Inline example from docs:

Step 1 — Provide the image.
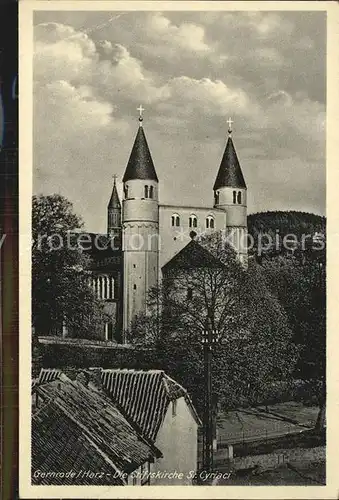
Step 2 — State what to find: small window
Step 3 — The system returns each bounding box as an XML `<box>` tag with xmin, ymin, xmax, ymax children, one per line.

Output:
<box><xmin>189</xmin><ymin>215</ymin><xmax>197</xmax><ymax>228</ymax></box>
<box><xmin>133</xmin><ymin>284</ymin><xmax>137</xmax><ymax>290</ymax></box>
<box><xmin>171</xmin><ymin>214</ymin><xmax>180</xmax><ymax>227</ymax></box>
<box><xmin>149</xmin><ymin>186</ymin><xmax>154</xmax><ymax>199</ymax></box>
<box><xmin>206</xmin><ymin>216</ymin><xmax>215</xmax><ymax>229</ymax></box>
<box><xmin>214</xmin><ymin>191</ymin><xmax>219</xmax><ymax>205</ymax></box>
<box><xmin>172</xmin><ymin>400</ymin><xmax>177</xmax><ymax>417</ymax></box>
<box><xmin>187</xmin><ymin>287</ymin><xmax>193</xmax><ymax>301</ymax></box>
<box><xmin>124</xmin><ymin>185</ymin><xmax>129</xmax><ymax>198</ymax></box>
<box><xmin>237</xmin><ymin>191</ymin><xmax>242</xmax><ymax>204</ymax></box>
<box><xmin>233</xmin><ymin>190</ymin><xmax>237</xmax><ymax>204</ymax></box>
<box><xmin>144</xmin><ymin>185</ymin><xmax>149</xmax><ymax>198</ymax></box>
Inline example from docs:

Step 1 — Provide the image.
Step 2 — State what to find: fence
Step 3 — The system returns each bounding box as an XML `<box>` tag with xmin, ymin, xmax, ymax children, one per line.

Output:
<box><xmin>216</xmin><ymin>421</ymin><xmax>305</xmax><ymax>448</ymax></box>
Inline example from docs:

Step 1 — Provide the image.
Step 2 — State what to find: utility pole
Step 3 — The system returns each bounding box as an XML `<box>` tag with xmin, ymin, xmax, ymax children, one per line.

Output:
<box><xmin>201</xmin><ymin>326</ymin><xmax>220</xmax><ymax>473</ymax></box>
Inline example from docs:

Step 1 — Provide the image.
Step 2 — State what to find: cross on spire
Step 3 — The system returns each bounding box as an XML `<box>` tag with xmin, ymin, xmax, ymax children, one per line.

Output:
<box><xmin>227</xmin><ymin>117</ymin><xmax>234</xmax><ymax>134</ymax></box>
<box><xmin>137</xmin><ymin>105</ymin><xmax>145</xmax><ymax>126</ymax></box>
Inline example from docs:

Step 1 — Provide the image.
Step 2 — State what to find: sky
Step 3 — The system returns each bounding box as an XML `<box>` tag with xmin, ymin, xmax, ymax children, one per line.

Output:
<box><xmin>33</xmin><ymin>9</ymin><xmax>326</xmax><ymax>233</ymax></box>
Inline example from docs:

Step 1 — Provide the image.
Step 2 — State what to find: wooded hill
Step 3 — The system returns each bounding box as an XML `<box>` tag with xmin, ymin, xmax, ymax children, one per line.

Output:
<box><xmin>247</xmin><ymin>211</ymin><xmax>326</xmax><ymax>259</ymax></box>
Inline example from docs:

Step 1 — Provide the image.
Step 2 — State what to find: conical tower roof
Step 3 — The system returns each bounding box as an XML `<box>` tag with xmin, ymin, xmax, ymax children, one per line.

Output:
<box><xmin>108</xmin><ymin>177</ymin><xmax>121</xmax><ymax>209</ymax></box>
<box><xmin>123</xmin><ymin>125</ymin><xmax>158</xmax><ymax>183</ymax></box>
<box><xmin>213</xmin><ymin>135</ymin><xmax>246</xmax><ymax>190</ymax></box>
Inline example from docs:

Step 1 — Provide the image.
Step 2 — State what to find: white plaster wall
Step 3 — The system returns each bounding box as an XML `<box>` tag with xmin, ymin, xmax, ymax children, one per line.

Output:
<box><xmin>159</xmin><ymin>205</ymin><xmax>227</xmax><ymax>269</ymax></box>
<box><xmin>215</xmin><ymin>186</ymin><xmax>247</xmax><ymax>227</ymax></box>
<box><xmin>153</xmin><ymin>397</ymin><xmax>199</xmax><ymax>485</ymax></box>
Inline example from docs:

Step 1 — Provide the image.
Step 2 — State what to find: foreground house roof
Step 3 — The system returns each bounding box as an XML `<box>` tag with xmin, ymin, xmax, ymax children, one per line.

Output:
<box><xmin>32</xmin><ymin>399</ymin><xmax>125</xmax><ymax>485</ymax></box>
<box><xmin>32</xmin><ymin>374</ymin><xmax>161</xmax><ymax>484</ymax></box>
<box><xmin>101</xmin><ymin>369</ymin><xmax>201</xmax><ymax>441</ymax></box>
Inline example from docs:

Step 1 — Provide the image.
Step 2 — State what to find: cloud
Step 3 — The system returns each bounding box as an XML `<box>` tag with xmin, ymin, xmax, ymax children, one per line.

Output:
<box><xmin>145</xmin><ymin>12</ymin><xmax>211</xmax><ymax>54</ymax></box>
<box><xmin>243</xmin><ymin>12</ymin><xmax>294</xmax><ymax>39</ymax></box>
<box><xmin>32</xmin><ymin>12</ymin><xmax>326</xmax><ymax>230</ymax></box>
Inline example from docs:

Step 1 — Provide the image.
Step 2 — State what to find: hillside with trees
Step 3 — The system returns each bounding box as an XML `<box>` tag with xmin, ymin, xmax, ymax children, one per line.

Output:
<box><xmin>247</xmin><ymin>211</ymin><xmax>326</xmax><ymax>261</ymax></box>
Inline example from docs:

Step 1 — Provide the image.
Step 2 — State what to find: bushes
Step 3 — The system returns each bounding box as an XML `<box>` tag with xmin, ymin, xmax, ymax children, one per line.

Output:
<box><xmin>39</xmin><ymin>339</ymin><xmax>158</xmax><ymax>370</ymax></box>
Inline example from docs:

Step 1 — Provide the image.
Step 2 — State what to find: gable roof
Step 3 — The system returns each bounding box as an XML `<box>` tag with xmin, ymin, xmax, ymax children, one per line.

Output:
<box><xmin>101</xmin><ymin>369</ymin><xmax>201</xmax><ymax>441</ymax></box>
<box><xmin>214</xmin><ymin>136</ymin><xmax>246</xmax><ymax>190</ymax></box>
<box><xmin>32</xmin><ymin>375</ymin><xmax>161</xmax><ymax>482</ymax></box>
<box><xmin>162</xmin><ymin>239</ymin><xmax>223</xmax><ymax>274</ymax></box>
<box><xmin>32</xmin><ymin>399</ymin><xmax>126</xmax><ymax>485</ymax></box>
<box><xmin>122</xmin><ymin>126</ymin><xmax>158</xmax><ymax>183</ymax></box>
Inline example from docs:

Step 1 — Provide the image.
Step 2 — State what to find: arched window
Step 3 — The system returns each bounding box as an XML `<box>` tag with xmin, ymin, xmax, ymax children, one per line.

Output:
<box><xmin>206</xmin><ymin>216</ymin><xmax>215</xmax><ymax>229</ymax></box>
<box><xmin>144</xmin><ymin>185</ymin><xmax>149</xmax><ymax>198</ymax></box>
<box><xmin>171</xmin><ymin>214</ymin><xmax>180</xmax><ymax>227</ymax></box>
<box><xmin>124</xmin><ymin>185</ymin><xmax>129</xmax><ymax>199</ymax></box>
<box><xmin>214</xmin><ymin>191</ymin><xmax>219</xmax><ymax>205</ymax></box>
<box><xmin>233</xmin><ymin>190</ymin><xmax>237</xmax><ymax>204</ymax></box>
<box><xmin>149</xmin><ymin>185</ymin><xmax>154</xmax><ymax>199</ymax></box>
<box><xmin>189</xmin><ymin>215</ymin><xmax>197</xmax><ymax>228</ymax></box>
<box><xmin>237</xmin><ymin>191</ymin><xmax>242</xmax><ymax>204</ymax></box>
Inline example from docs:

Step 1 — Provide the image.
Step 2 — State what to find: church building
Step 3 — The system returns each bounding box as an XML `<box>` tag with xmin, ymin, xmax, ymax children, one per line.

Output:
<box><xmin>84</xmin><ymin>109</ymin><xmax>248</xmax><ymax>342</ymax></box>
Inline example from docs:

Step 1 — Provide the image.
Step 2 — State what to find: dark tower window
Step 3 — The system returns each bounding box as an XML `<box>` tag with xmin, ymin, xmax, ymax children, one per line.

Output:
<box><xmin>187</xmin><ymin>287</ymin><xmax>193</xmax><ymax>301</ymax></box>
<box><xmin>214</xmin><ymin>191</ymin><xmax>219</xmax><ymax>205</ymax></box>
<box><xmin>237</xmin><ymin>191</ymin><xmax>242</xmax><ymax>204</ymax></box>
<box><xmin>149</xmin><ymin>186</ymin><xmax>154</xmax><ymax>199</ymax></box>
<box><xmin>144</xmin><ymin>185</ymin><xmax>149</xmax><ymax>198</ymax></box>
<box><xmin>233</xmin><ymin>190</ymin><xmax>237</xmax><ymax>204</ymax></box>
<box><xmin>133</xmin><ymin>284</ymin><xmax>137</xmax><ymax>290</ymax></box>
<box><xmin>124</xmin><ymin>185</ymin><xmax>129</xmax><ymax>199</ymax></box>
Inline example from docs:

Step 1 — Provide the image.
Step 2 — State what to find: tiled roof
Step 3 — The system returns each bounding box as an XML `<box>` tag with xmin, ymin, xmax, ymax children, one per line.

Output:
<box><xmin>122</xmin><ymin>126</ymin><xmax>158</xmax><ymax>182</ymax></box>
<box><xmin>32</xmin><ymin>400</ymin><xmax>125</xmax><ymax>485</ymax></box>
<box><xmin>101</xmin><ymin>369</ymin><xmax>201</xmax><ymax>441</ymax></box>
<box><xmin>214</xmin><ymin>136</ymin><xmax>246</xmax><ymax>190</ymax></box>
<box><xmin>32</xmin><ymin>376</ymin><xmax>161</xmax><ymax>483</ymax></box>
<box><xmin>31</xmin><ymin>367</ymin><xmax>62</xmax><ymax>390</ymax></box>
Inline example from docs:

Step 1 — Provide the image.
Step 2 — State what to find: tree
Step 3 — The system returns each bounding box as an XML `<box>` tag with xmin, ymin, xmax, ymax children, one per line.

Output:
<box><xmin>32</xmin><ymin>194</ymin><xmax>107</xmax><ymax>338</ymax></box>
<box><xmin>129</xmin><ymin>232</ymin><xmax>298</xmax><ymax>414</ymax></box>
<box><xmin>261</xmin><ymin>255</ymin><xmax>326</xmax><ymax>430</ymax></box>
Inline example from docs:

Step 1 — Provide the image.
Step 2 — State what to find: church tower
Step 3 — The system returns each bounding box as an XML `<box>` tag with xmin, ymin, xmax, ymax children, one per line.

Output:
<box><xmin>107</xmin><ymin>175</ymin><xmax>122</xmax><ymax>244</ymax></box>
<box><xmin>122</xmin><ymin>107</ymin><xmax>159</xmax><ymax>334</ymax></box>
<box><xmin>213</xmin><ymin>119</ymin><xmax>248</xmax><ymax>265</ymax></box>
